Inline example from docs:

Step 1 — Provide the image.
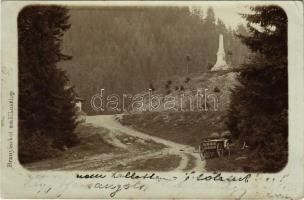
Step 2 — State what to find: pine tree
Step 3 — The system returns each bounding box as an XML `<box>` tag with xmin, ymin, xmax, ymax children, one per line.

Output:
<box><xmin>205</xmin><ymin>7</ymin><xmax>216</xmax><ymax>25</ymax></box>
<box><xmin>227</xmin><ymin>5</ymin><xmax>287</xmax><ymax>172</ymax></box>
<box><xmin>18</xmin><ymin>6</ymin><xmax>78</xmax><ymax>163</ymax></box>
<box><xmin>217</xmin><ymin>18</ymin><xmax>227</xmax><ymax>34</ymax></box>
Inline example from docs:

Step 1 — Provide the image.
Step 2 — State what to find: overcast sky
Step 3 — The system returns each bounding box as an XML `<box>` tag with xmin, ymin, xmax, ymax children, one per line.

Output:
<box><xmin>198</xmin><ymin>3</ymin><xmax>252</xmax><ymax>29</ymax></box>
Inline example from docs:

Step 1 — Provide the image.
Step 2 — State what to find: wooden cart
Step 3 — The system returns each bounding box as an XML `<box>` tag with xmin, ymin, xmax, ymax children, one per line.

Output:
<box><xmin>199</xmin><ymin>137</ymin><xmax>231</xmax><ymax>160</ymax></box>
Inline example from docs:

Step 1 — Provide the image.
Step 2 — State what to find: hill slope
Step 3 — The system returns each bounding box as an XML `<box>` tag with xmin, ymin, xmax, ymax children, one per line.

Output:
<box><xmin>120</xmin><ymin>71</ymin><xmax>239</xmax><ymax>147</ymax></box>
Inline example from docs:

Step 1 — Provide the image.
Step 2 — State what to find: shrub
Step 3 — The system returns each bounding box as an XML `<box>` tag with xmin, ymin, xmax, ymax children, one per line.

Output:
<box><xmin>207</xmin><ymin>62</ymin><xmax>213</xmax><ymax>70</ymax></box>
<box><xmin>149</xmin><ymin>83</ymin><xmax>155</xmax><ymax>91</ymax></box>
<box><xmin>185</xmin><ymin>77</ymin><xmax>190</xmax><ymax>83</ymax></box>
<box><xmin>214</xmin><ymin>86</ymin><xmax>220</xmax><ymax>93</ymax></box>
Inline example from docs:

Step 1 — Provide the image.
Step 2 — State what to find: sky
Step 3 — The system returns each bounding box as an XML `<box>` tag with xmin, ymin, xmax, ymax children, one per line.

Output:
<box><xmin>200</xmin><ymin>5</ymin><xmax>250</xmax><ymax>29</ymax></box>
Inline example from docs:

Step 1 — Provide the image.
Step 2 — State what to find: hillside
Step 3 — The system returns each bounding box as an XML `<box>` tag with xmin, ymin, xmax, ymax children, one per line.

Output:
<box><xmin>120</xmin><ymin>70</ymin><xmax>239</xmax><ymax>147</ymax></box>
<box><xmin>59</xmin><ymin>7</ymin><xmax>249</xmax><ymax>114</ymax></box>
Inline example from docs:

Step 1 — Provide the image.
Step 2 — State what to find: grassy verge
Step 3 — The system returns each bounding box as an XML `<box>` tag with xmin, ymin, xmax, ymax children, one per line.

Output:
<box><xmin>58</xmin><ymin>124</ymin><xmax>116</xmax><ymax>160</ymax></box>
<box><xmin>22</xmin><ymin>124</ymin><xmax>116</xmax><ymax>170</ymax></box>
<box><xmin>204</xmin><ymin>148</ymin><xmax>272</xmax><ymax>172</ymax></box>
<box><xmin>113</xmin><ymin>155</ymin><xmax>182</xmax><ymax>171</ymax></box>
<box><xmin>205</xmin><ymin>153</ymin><xmax>249</xmax><ymax>172</ymax></box>
<box><xmin>120</xmin><ymin>111</ymin><xmax>227</xmax><ymax>148</ymax></box>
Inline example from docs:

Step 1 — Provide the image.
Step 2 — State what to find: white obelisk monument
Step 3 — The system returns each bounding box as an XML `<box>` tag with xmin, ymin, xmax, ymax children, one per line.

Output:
<box><xmin>211</xmin><ymin>34</ymin><xmax>229</xmax><ymax>71</ymax></box>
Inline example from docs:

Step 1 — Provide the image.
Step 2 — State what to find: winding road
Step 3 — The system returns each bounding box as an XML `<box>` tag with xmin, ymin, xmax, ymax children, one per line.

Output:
<box><xmin>25</xmin><ymin>115</ymin><xmax>206</xmax><ymax>171</ymax></box>
<box><xmin>86</xmin><ymin>115</ymin><xmax>206</xmax><ymax>171</ymax></box>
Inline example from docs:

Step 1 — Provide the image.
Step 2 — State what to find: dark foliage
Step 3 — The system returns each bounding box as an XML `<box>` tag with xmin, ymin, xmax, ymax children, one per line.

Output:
<box><xmin>213</xmin><ymin>86</ymin><xmax>220</xmax><ymax>93</ymax></box>
<box><xmin>207</xmin><ymin>62</ymin><xmax>214</xmax><ymax>70</ymax></box>
<box><xmin>227</xmin><ymin>5</ymin><xmax>288</xmax><ymax>172</ymax></box>
<box><xmin>186</xmin><ymin>55</ymin><xmax>191</xmax><ymax>62</ymax></box>
<box><xmin>149</xmin><ymin>83</ymin><xmax>155</xmax><ymax>91</ymax></box>
<box><xmin>185</xmin><ymin>77</ymin><xmax>191</xmax><ymax>83</ymax></box>
<box><xmin>18</xmin><ymin>6</ymin><xmax>79</xmax><ymax>163</ymax></box>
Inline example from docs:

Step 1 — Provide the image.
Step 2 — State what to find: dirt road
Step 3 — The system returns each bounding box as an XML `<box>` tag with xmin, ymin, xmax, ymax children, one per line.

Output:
<box><xmin>25</xmin><ymin>115</ymin><xmax>205</xmax><ymax>171</ymax></box>
<box><xmin>86</xmin><ymin>115</ymin><xmax>205</xmax><ymax>171</ymax></box>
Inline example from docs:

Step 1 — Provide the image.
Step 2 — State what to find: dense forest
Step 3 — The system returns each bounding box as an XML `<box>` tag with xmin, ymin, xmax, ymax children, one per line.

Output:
<box><xmin>18</xmin><ymin>6</ymin><xmax>79</xmax><ymax>163</ymax></box>
<box><xmin>60</xmin><ymin>6</ymin><xmax>250</xmax><ymax>113</ymax></box>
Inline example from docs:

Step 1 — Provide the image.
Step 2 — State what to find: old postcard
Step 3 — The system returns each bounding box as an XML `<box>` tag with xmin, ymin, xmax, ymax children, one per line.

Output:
<box><xmin>1</xmin><ymin>1</ymin><xmax>304</xmax><ymax>199</ymax></box>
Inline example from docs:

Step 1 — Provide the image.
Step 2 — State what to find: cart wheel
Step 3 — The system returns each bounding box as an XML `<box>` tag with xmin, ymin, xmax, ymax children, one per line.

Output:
<box><xmin>226</xmin><ymin>143</ymin><xmax>231</xmax><ymax>156</ymax></box>
<box><xmin>204</xmin><ymin>151</ymin><xmax>209</xmax><ymax>159</ymax></box>
<box><xmin>216</xmin><ymin>143</ymin><xmax>224</xmax><ymax>157</ymax></box>
<box><xmin>199</xmin><ymin>144</ymin><xmax>205</xmax><ymax>160</ymax></box>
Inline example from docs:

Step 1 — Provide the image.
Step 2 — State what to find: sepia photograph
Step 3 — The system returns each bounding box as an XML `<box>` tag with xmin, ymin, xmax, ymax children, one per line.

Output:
<box><xmin>17</xmin><ymin>3</ymin><xmax>288</xmax><ymax>173</ymax></box>
<box><xmin>2</xmin><ymin>1</ymin><xmax>304</xmax><ymax>199</ymax></box>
